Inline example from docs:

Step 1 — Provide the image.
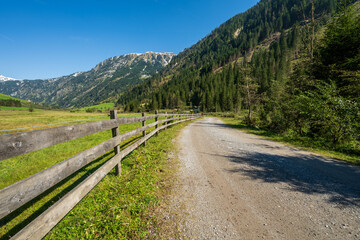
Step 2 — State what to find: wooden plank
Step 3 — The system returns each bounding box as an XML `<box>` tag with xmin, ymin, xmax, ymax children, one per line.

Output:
<box><xmin>0</xmin><ymin>120</ymin><xmax>162</xmax><ymax>219</ymax></box>
<box><xmin>110</xmin><ymin>110</ymin><xmax>121</xmax><ymax>176</ymax></box>
<box><xmin>11</xmin><ymin>153</ymin><xmax>122</xmax><ymax>240</ymax></box>
<box><xmin>0</xmin><ymin>115</ymin><xmax>156</xmax><ymax>161</ymax></box>
<box><xmin>120</xmin><ymin>118</ymin><xmax>188</xmax><ymax>158</ymax></box>
<box><xmin>155</xmin><ymin>110</ymin><xmax>159</xmax><ymax>136</ymax></box>
<box><xmin>157</xmin><ymin>113</ymin><xmax>187</xmax><ymax>117</ymax></box>
<box><xmin>142</xmin><ymin>112</ymin><xmax>146</xmax><ymax>146</ymax></box>
<box><xmin>10</xmin><ymin>116</ymin><xmax>198</xmax><ymax>239</ymax></box>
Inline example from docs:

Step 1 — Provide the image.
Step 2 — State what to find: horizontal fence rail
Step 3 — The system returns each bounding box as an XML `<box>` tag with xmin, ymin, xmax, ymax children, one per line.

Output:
<box><xmin>0</xmin><ymin>111</ymin><xmax>200</xmax><ymax>240</ymax></box>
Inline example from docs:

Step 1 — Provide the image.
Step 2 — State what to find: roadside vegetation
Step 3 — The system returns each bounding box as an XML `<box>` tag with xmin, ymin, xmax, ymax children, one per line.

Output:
<box><xmin>45</xmin><ymin>122</ymin><xmax>185</xmax><ymax>239</ymax></box>
<box><xmin>212</xmin><ymin>112</ymin><xmax>359</xmax><ymax>166</ymax></box>
<box><xmin>216</xmin><ymin>2</ymin><xmax>360</xmax><ymax>166</ymax></box>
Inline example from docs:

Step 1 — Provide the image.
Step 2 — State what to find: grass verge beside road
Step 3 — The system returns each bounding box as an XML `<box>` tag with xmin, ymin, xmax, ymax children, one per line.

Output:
<box><xmin>0</xmin><ymin>110</ymin><xmax>191</xmax><ymax>239</ymax></box>
<box><xmin>44</xmin><ymin>121</ymin><xmax>188</xmax><ymax>239</ymax></box>
<box><xmin>220</xmin><ymin>117</ymin><xmax>360</xmax><ymax>166</ymax></box>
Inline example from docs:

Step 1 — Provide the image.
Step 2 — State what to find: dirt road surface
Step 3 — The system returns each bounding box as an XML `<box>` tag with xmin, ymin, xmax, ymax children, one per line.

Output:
<box><xmin>173</xmin><ymin>117</ymin><xmax>360</xmax><ymax>239</ymax></box>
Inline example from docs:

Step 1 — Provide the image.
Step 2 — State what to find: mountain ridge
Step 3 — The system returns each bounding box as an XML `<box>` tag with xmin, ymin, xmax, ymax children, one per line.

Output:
<box><xmin>0</xmin><ymin>52</ymin><xmax>175</xmax><ymax>108</ymax></box>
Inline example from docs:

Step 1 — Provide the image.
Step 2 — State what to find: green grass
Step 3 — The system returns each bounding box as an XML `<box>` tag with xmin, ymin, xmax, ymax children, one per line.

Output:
<box><xmin>220</xmin><ymin>117</ymin><xmax>360</xmax><ymax>166</ymax></box>
<box><xmin>45</xmin><ymin>122</ymin><xmax>186</xmax><ymax>239</ymax></box>
<box><xmin>0</xmin><ymin>93</ymin><xmax>28</xmax><ymax>102</ymax></box>
<box><xmin>0</xmin><ymin>110</ymin><xmax>189</xmax><ymax>239</ymax></box>
<box><xmin>0</xmin><ymin>109</ymin><xmax>113</xmax><ymax>134</ymax></box>
<box><xmin>0</xmin><ymin>110</ymin><xmax>149</xmax><ymax>187</ymax></box>
<box><xmin>79</xmin><ymin>103</ymin><xmax>115</xmax><ymax>112</ymax></box>
<box><xmin>0</xmin><ymin>106</ymin><xmax>46</xmax><ymax>111</ymax></box>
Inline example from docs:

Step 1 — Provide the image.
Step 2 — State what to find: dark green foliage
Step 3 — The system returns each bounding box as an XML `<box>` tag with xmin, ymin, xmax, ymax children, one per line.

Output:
<box><xmin>0</xmin><ymin>99</ymin><xmax>22</xmax><ymax>107</ymax></box>
<box><xmin>117</xmin><ymin>0</ymin><xmax>358</xmax><ymax>155</ymax></box>
<box><xmin>125</xmin><ymin>99</ymin><xmax>141</xmax><ymax>112</ymax></box>
<box><xmin>276</xmin><ymin>1</ymin><xmax>360</xmax><ymax>149</ymax></box>
<box><xmin>314</xmin><ymin>1</ymin><xmax>360</xmax><ymax>99</ymax></box>
<box><xmin>283</xmin><ymin>81</ymin><xmax>359</xmax><ymax>143</ymax></box>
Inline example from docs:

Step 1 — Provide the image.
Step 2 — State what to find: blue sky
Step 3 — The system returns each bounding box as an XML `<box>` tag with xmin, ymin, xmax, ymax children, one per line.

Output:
<box><xmin>0</xmin><ymin>0</ymin><xmax>259</xmax><ymax>80</ymax></box>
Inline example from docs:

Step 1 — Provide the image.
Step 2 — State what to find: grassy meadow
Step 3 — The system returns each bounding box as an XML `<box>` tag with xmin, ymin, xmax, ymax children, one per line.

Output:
<box><xmin>0</xmin><ymin>109</ymin><xmax>108</xmax><ymax>134</ymax></box>
<box><xmin>0</xmin><ymin>108</ymin><xmax>187</xmax><ymax>239</ymax></box>
<box><xmin>0</xmin><ymin>93</ymin><xmax>28</xmax><ymax>102</ymax></box>
<box><xmin>79</xmin><ymin>102</ymin><xmax>115</xmax><ymax>112</ymax></box>
<box><xmin>0</xmin><ymin>106</ymin><xmax>46</xmax><ymax>111</ymax></box>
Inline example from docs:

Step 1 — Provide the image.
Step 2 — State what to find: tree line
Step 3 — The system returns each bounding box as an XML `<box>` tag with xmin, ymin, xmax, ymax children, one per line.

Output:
<box><xmin>117</xmin><ymin>0</ymin><xmax>359</xmax><ymax>152</ymax></box>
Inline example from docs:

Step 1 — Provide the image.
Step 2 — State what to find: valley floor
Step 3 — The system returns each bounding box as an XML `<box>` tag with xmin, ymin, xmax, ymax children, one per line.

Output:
<box><xmin>172</xmin><ymin>117</ymin><xmax>360</xmax><ymax>239</ymax></box>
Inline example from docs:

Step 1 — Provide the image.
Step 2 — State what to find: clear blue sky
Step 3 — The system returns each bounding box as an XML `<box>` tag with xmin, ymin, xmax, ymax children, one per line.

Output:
<box><xmin>0</xmin><ymin>0</ymin><xmax>259</xmax><ymax>80</ymax></box>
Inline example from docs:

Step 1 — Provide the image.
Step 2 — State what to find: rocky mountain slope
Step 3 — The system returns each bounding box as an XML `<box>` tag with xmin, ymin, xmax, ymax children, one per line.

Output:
<box><xmin>0</xmin><ymin>52</ymin><xmax>175</xmax><ymax>108</ymax></box>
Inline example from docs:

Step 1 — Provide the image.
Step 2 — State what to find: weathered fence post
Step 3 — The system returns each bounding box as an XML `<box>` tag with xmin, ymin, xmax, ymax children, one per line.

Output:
<box><xmin>110</xmin><ymin>110</ymin><xmax>121</xmax><ymax>175</ymax></box>
<box><xmin>164</xmin><ymin>112</ymin><xmax>167</xmax><ymax>130</ymax></box>
<box><xmin>142</xmin><ymin>112</ymin><xmax>146</xmax><ymax>146</ymax></box>
<box><xmin>155</xmin><ymin>110</ymin><xmax>159</xmax><ymax>136</ymax></box>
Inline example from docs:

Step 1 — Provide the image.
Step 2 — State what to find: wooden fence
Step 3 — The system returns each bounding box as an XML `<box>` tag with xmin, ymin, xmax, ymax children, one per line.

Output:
<box><xmin>0</xmin><ymin>111</ymin><xmax>200</xmax><ymax>239</ymax></box>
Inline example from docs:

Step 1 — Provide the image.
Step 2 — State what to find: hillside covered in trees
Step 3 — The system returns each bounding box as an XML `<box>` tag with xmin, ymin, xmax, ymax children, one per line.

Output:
<box><xmin>118</xmin><ymin>0</ymin><xmax>339</xmax><ymax>108</ymax></box>
<box><xmin>117</xmin><ymin>0</ymin><xmax>359</xmax><ymax>154</ymax></box>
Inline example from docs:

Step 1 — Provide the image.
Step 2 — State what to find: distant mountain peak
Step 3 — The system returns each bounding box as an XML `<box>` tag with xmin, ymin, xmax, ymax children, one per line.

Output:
<box><xmin>127</xmin><ymin>51</ymin><xmax>175</xmax><ymax>56</ymax></box>
<box><xmin>93</xmin><ymin>52</ymin><xmax>175</xmax><ymax>73</ymax></box>
<box><xmin>0</xmin><ymin>75</ymin><xmax>18</xmax><ymax>82</ymax></box>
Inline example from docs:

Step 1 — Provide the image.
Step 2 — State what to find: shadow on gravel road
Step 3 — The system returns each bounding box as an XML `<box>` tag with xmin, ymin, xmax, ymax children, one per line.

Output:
<box><xmin>194</xmin><ymin>118</ymin><xmax>360</xmax><ymax>207</ymax></box>
<box><xmin>224</xmin><ymin>152</ymin><xmax>360</xmax><ymax>207</ymax></box>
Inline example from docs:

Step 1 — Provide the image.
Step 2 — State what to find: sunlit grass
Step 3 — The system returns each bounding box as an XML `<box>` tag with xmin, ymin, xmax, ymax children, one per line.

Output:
<box><xmin>0</xmin><ymin>93</ymin><xmax>28</xmax><ymax>102</ymax></box>
<box><xmin>79</xmin><ymin>103</ymin><xmax>115</xmax><ymax>111</ymax></box>
<box><xmin>0</xmin><ymin>109</ymin><xmax>187</xmax><ymax>239</ymax></box>
<box><xmin>0</xmin><ymin>110</ymin><xmax>110</xmax><ymax>134</ymax></box>
<box><xmin>45</xmin><ymin>122</ymin><xmax>186</xmax><ymax>239</ymax></box>
<box><xmin>0</xmin><ymin>106</ymin><xmax>46</xmax><ymax>111</ymax></box>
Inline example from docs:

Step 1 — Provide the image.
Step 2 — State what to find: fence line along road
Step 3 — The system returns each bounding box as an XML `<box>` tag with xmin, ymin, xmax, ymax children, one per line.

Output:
<box><xmin>0</xmin><ymin>110</ymin><xmax>200</xmax><ymax>240</ymax></box>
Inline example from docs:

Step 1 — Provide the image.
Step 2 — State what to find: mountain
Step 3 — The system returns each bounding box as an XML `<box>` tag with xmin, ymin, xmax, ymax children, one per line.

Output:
<box><xmin>0</xmin><ymin>75</ymin><xmax>17</xmax><ymax>82</ymax></box>
<box><xmin>118</xmin><ymin>0</ymin><xmax>359</xmax><ymax>152</ymax></box>
<box><xmin>117</xmin><ymin>0</ymin><xmax>341</xmax><ymax>109</ymax></box>
<box><xmin>0</xmin><ymin>52</ymin><xmax>175</xmax><ymax>108</ymax></box>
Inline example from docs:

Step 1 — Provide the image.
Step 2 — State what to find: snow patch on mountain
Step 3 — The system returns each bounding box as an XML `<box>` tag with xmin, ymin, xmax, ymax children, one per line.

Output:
<box><xmin>0</xmin><ymin>75</ymin><xmax>18</xmax><ymax>82</ymax></box>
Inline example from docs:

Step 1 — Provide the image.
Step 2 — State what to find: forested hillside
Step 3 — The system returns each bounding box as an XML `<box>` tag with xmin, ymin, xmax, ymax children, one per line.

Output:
<box><xmin>117</xmin><ymin>0</ymin><xmax>339</xmax><ymax>108</ymax></box>
<box><xmin>0</xmin><ymin>93</ymin><xmax>24</xmax><ymax>107</ymax></box>
<box><xmin>118</xmin><ymin>0</ymin><xmax>359</xmax><ymax>154</ymax></box>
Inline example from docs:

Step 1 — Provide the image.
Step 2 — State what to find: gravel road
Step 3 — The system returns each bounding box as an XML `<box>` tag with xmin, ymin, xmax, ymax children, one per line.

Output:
<box><xmin>173</xmin><ymin>117</ymin><xmax>360</xmax><ymax>239</ymax></box>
